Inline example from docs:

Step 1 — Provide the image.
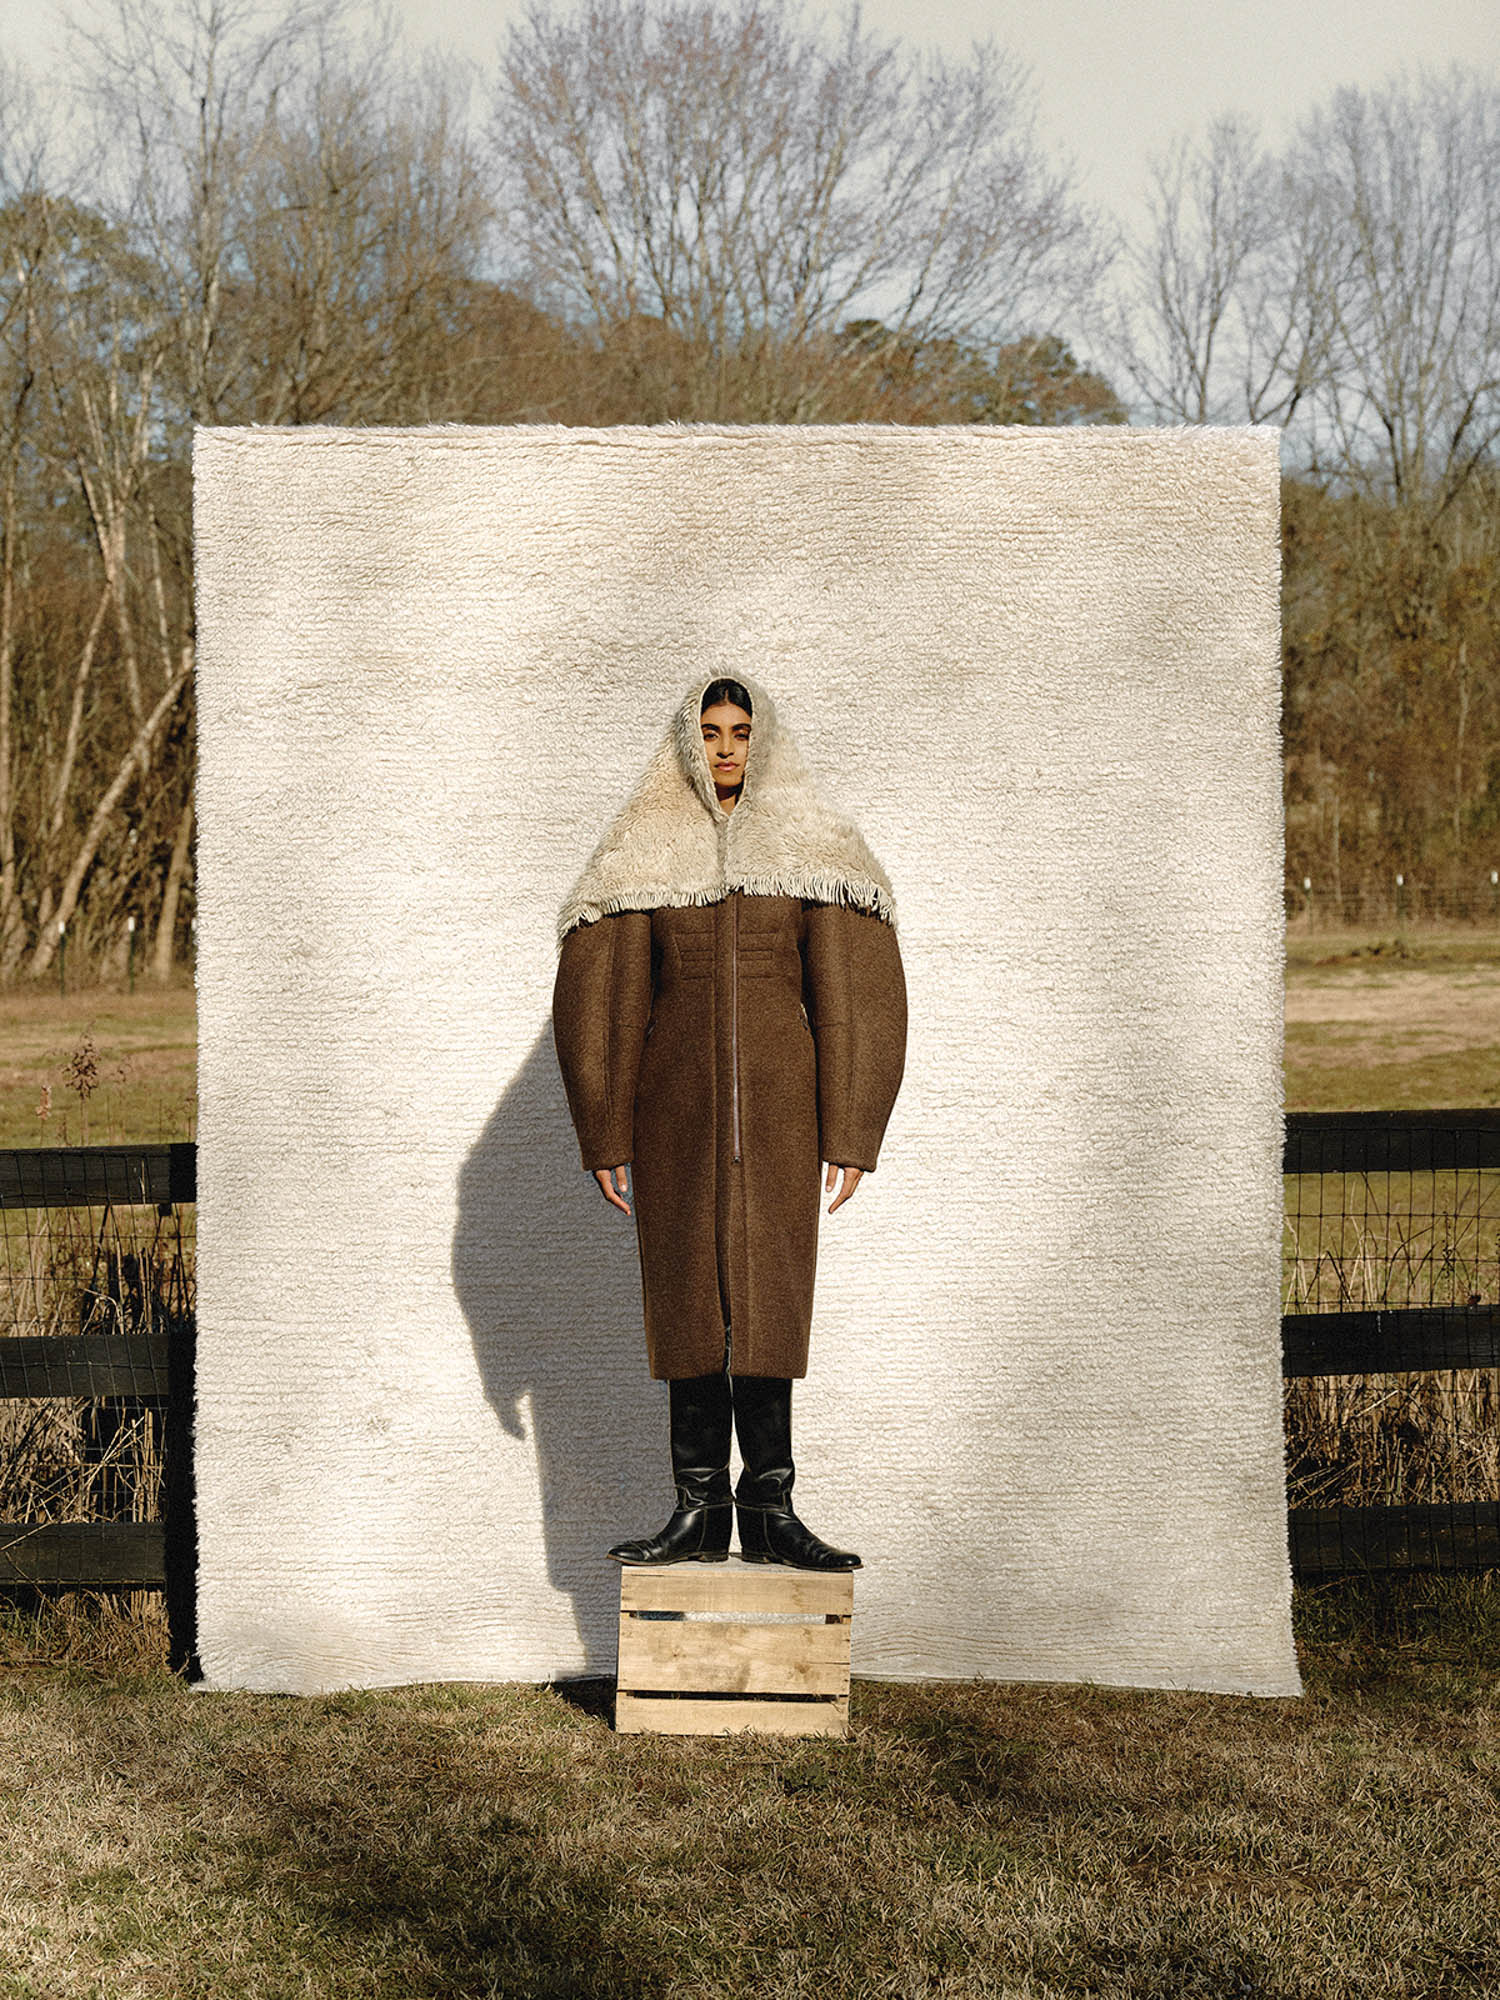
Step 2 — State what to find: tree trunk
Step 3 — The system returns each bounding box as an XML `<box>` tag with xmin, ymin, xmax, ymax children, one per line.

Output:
<box><xmin>152</xmin><ymin>790</ymin><xmax>194</xmax><ymax>984</ymax></box>
<box><xmin>1453</xmin><ymin>637</ymin><xmax>1470</xmax><ymax>856</ymax></box>
<box><xmin>26</xmin><ymin>668</ymin><xmax>191</xmax><ymax>978</ymax></box>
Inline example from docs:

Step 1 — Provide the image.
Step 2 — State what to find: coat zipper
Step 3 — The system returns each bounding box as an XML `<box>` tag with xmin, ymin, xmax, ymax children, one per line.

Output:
<box><xmin>731</xmin><ymin>894</ymin><xmax>741</xmax><ymax>1162</ymax></box>
<box><xmin>725</xmin><ymin>894</ymin><xmax>740</xmax><ymax>1374</ymax></box>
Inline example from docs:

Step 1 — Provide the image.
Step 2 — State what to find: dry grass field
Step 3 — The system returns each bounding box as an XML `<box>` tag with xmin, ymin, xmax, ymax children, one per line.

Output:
<box><xmin>4</xmin><ymin>923</ymin><xmax>1498</xmax><ymax>1150</ymax></box>
<box><xmin>0</xmin><ymin>929</ymin><xmax>1497</xmax><ymax>1998</ymax></box>
<box><xmin>0</xmin><ymin>1588</ymin><xmax>1495</xmax><ymax>2000</ymax></box>
<box><xmin>0</xmin><ymin>982</ymin><xmax>196</xmax><ymax>1151</ymax></box>
<box><xmin>0</xmin><ymin>923</ymin><xmax>1496</xmax><ymax>1149</ymax></box>
<box><xmin>1284</xmin><ymin>926</ymin><xmax>1500</xmax><ymax>1111</ymax></box>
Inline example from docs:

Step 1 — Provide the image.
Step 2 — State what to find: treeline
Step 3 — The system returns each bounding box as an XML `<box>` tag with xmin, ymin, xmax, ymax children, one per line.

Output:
<box><xmin>1105</xmin><ymin>87</ymin><xmax>1500</xmax><ymax>913</ymax></box>
<box><xmin>1282</xmin><ymin>477</ymin><xmax>1498</xmax><ymax>914</ymax></box>
<box><xmin>0</xmin><ymin>0</ymin><xmax>1494</xmax><ymax>981</ymax></box>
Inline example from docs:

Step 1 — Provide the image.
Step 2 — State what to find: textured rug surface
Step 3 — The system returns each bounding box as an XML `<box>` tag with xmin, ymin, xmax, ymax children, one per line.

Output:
<box><xmin>192</xmin><ymin>422</ymin><xmax>1301</xmax><ymax>1698</ymax></box>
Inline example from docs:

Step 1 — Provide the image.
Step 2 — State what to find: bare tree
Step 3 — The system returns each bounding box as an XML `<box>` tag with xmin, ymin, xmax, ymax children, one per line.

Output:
<box><xmin>56</xmin><ymin>0</ymin><xmax>495</xmax><ymax>420</ymax></box>
<box><xmin>57</xmin><ymin>0</ymin><xmax>364</xmax><ymax>423</ymax></box>
<box><xmin>1092</xmin><ymin>111</ymin><xmax>1328</xmax><ymax>427</ymax></box>
<box><xmin>1278</xmin><ymin>68</ymin><xmax>1500</xmax><ymax>905</ymax></box>
<box><xmin>1287</xmin><ymin>65</ymin><xmax>1500</xmax><ymax>518</ymax></box>
<box><xmin>486</xmin><ymin>0</ymin><xmax>1115</xmax><ymax>419</ymax></box>
<box><xmin>1096</xmin><ymin>63</ymin><xmax>1500</xmax><ymax>916</ymax></box>
<box><xmin>237</xmin><ymin>44</ymin><xmax>498</xmax><ymax>423</ymax></box>
<box><xmin>0</xmin><ymin>0</ymin><xmax>502</xmax><ymax>982</ymax></box>
<box><xmin>0</xmin><ymin>56</ymin><xmax>46</xmax><ymax>974</ymax></box>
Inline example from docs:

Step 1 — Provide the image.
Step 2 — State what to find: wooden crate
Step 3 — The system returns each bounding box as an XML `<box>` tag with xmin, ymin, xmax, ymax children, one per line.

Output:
<box><xmin>616</xmin><ymin>1557</ymin><xmax>853</xmax><ymax>1737</ymax></box>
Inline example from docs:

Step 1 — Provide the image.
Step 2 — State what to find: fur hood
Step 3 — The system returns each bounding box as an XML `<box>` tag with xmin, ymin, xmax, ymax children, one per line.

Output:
<box><xmin>555</xmin><ymin>671</ymin><xmax>897</xmax><ymax>948</ymax></box>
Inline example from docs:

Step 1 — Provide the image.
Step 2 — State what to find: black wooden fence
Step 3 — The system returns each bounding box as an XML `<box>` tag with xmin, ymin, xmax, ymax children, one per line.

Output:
<box><xmin>1</xmin><ymin>1124</ymin><xmax>1497</xmax><ymax>1624</ymax></box>
<box><xmin>0</xmin><ymin>1144</ymin><xmax>196</xmax><ymax>1665</ymax></box>
<box><xmin>1282</xmin><ymin>1111</ymin><xmax>1500</xmax><ymax>1576</ymax></box>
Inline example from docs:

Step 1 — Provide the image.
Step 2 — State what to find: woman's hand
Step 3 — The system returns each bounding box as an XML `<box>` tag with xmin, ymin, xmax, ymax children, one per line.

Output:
<box><xmin>597</xmin><ymin>1160</ymin><xmax>858</xmax><ymax>1215</ymax></box>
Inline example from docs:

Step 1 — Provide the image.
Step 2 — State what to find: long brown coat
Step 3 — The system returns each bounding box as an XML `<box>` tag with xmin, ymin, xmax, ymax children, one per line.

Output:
<box><xmin>552</xmin><ymin>888</ymin><xmax>907</xmax><ymax>1379</ymax></box>
<box><xmin>550</xmin><ymin>668</ymin><xmax>908</xmax><ymax>1381</ymax></box>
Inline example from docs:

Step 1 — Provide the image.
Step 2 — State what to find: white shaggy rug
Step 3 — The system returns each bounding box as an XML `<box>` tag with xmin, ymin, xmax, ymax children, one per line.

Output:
<box><xmin>192</xmin><ymin>422</ymin><xmax>1302</xmax><ymax>1699</ymax></box>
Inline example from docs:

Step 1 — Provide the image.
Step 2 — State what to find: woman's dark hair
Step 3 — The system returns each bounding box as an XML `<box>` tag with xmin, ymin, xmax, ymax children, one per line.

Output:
<box><xmin>700</xmin><ymin>677</ymin><xmax>753</xmax><ymax>717</ymax></box>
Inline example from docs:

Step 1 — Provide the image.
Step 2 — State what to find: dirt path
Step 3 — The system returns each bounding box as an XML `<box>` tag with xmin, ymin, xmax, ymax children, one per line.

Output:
<box><xmin>1285</xmin><ymin>964</ymin><xmax>1500</xmax><ymax>1069</ymax></box>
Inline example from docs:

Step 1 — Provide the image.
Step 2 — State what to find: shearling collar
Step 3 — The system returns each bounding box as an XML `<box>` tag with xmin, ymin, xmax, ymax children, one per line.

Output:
<box><xmin>556</xmin><ymin>672</ymin><xmax>897</xmax><ymax>947</ymax></box>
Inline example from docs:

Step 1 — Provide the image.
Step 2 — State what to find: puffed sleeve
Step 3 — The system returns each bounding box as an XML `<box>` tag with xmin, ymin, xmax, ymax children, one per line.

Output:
<box><xmin>552</xmin><ymin>910</ymin><xmax>655</xmax><ymax>1171</ymax></box>
<box><xmin>801</xmin><ymin>901</ymin><xmax>908</xmax><ymax>1172</ymax></box>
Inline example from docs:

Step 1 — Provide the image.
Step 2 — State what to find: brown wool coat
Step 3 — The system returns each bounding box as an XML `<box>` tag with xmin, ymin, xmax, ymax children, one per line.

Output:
<box><xmin>550</xmin><ymin>672</ymin><xmax>908</xmax><ymax>1381</ymax></box>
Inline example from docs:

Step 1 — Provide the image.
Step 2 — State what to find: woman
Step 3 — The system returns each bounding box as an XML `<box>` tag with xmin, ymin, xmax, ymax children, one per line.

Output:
<box><xmin>551</xmin><ymin>671</ymin><xmax>907</xmax><ymax>1571</ymax></box>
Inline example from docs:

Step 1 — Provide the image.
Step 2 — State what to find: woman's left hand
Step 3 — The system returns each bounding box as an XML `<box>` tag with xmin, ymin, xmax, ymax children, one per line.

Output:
<box><xmin>823</xmin><ymin>1162</ymin><xmax>863</xmax><ymax>1213</ymax></box>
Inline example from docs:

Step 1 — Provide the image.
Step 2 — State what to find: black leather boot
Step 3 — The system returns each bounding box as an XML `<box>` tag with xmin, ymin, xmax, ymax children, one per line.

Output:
<box><xmin>730</xmin><ymin>1374</ymin><xmax>861</xmax><ymax>1571</ymax></box>
<box><xmin>607</xmin><ymin>1369</ymin><xmax>733</xmax><ymax>1564</ymax></box>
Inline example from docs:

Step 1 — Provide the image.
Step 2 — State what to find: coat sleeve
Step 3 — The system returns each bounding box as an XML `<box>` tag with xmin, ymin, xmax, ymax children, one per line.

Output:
<box><xmin>551</xmin><ymin>911</ymin><xmax>655</xmax><ymax>1171</ymax></box>
<box><xmin>802</xmin><ymin>901</ymin><xmax>908</xmax><ymax>1172</ymax></box>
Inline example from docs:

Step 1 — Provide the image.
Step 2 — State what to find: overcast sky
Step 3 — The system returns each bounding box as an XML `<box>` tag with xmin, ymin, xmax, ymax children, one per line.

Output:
<box><xmin>11</xmin><ymin>0</ymin><xmax>1500</xmax><ymax>254</ymax></box>
<box><xmin>12</xmin><ymin>0</ymin><xmax>1495</xmax><ymax>232</ymax></box>
<box><xmin>377</xmin><ymin>0</ymin><xmax>1491</xmax><ymax>227</ymax></box>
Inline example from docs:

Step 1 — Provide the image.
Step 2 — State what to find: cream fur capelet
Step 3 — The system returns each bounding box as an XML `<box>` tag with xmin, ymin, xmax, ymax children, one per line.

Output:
<box><xmin>555</xmin><ymin>672</ymin><xmax>898</xmax><ymax>949</ymax></box>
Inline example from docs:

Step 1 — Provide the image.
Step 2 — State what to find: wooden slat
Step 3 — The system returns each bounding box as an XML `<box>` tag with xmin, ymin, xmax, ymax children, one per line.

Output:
<box><xmin>616</xmin><ymin>1692</ymin><xmax>848</xmax><ymax>1737</ymax></box>
<box><xmin>0</xmin><ymin>1520</ymin><xmax>164</xmax><ymax>1588</ymax></box>
<box><xmin>619</xmin><ymin>1616</ymin><xmax>850</xmax><ymax>1696</ymax></box>
<box><xmin>0</xmin><ymin>1335</ymin><xmax>169</xmax><ymax>1399</ymax></box>
<box><xmin>1283</xmin><ymin>1110</ymin><xmax>1500</xmax><ymax>1176</ymax></box>
<box><xmin>1282</xmin><ymin>1309</ymin><xmax>1500</xmax><ymax>1376</ymax></box>
<box><xmin>1289</xmin><ymin>1502</ymin><xmax>1500</xmax><ymax>1577</ymax></box>
<box><xmin>0</xmin><ymin>1143</ymin><xmax>195</xmax><ymax>1211</ymax></box>
<box><xmin>619</xmin><ymin>1557</ymin><xmax>854</xmax><ymax>1617</ymax></box>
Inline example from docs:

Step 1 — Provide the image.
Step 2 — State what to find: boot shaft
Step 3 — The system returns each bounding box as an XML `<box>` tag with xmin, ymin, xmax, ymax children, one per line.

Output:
<box><xmin>668</xmin><ymin>1369</ymin><xmax>733</xmax><ymax>1486</ymax></box>
<box><xmin>730</xmin><ymin>1372</ymin><xmax>795</xmax><ymax>1506</ymax></box>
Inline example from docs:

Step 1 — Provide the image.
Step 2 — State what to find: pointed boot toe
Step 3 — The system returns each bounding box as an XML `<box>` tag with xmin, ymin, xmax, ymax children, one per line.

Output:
<box><xmin>606</xmin><ymin>1523</ymin><xmax>731</xmax><ymax>1565</ymax></box>
<box><xmin>735</xmin><ymin>1493</ymin><xmax>862</xmax><ymax>1570</ymax></box>
<box><xmin>606</xmin><ymin>1485</ymin><xmax>732</xmax><ymax>1566</ymax></box>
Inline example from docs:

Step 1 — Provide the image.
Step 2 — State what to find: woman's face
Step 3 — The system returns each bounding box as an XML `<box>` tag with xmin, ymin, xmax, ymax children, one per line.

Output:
<box><xmin>701</xmin><ymin>701</ymin><xmax>752</xmax><ymax>794</ymax></box>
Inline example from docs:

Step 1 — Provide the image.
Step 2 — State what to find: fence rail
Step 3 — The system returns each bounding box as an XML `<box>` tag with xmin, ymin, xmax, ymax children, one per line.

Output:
<box><xmin>0</xmin><ymin>1142</ymin><xmax>195</xmax><ymax>1211</ymax></box>
<box><xmin>0</xmin><ymin>1521</ymin><xmax>165</xmax><ymax>1590</ymax></box>
<box><xmin>2</xmin><ymin>1130</ymin><xmax>1499</xmax><ymax>1599</ymax></box>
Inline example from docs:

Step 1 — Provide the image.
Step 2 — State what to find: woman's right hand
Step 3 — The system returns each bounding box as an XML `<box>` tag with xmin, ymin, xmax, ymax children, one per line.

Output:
<box><xmin>594</xmin><ymin>1164</ymin><xmax>632</xmax><ymax>1215</ymax></box>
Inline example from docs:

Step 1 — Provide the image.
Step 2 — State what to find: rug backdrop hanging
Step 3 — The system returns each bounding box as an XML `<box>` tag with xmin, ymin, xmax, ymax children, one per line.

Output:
<box><xmin>191</xmin><ymin>421</ymin><xmax>1301</xmax><ymax>1700</ymax></box>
